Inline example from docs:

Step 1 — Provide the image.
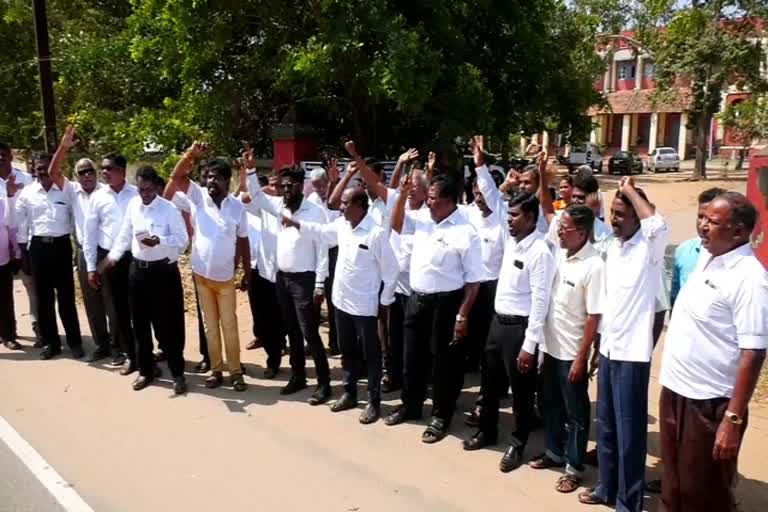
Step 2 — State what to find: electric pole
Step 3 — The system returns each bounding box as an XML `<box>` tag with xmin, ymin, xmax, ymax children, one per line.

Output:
<box><xmin>32</xmin><ymin>0</ymin><xmax>57</xmax><ymax>152</ymax></box>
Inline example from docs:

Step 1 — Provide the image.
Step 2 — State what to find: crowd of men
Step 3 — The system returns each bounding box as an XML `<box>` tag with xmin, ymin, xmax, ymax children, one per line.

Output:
<box><xmin>0</xmin><ymin>128</ymin><xmax>766</xmax><ymax>512</ymax></box>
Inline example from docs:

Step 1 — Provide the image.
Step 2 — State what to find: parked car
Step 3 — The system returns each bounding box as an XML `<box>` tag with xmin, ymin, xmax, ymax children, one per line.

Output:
<box><xmin>608</xmin><ymin>151</ymin><xmax>644</xmax><ymax>175</ymax></box>
<box><xmin>647</xmin><ymin>147</ymin><xmax>680</xmax><ymax>173</ymax></box>
<box><xmin>567</xmin><ymin>142</ymin><xmax>603</xmax><ymax>174</ymax></box>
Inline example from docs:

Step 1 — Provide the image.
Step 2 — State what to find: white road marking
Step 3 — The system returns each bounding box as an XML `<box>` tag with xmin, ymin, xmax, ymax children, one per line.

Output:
<box><xmin>0</xmin><ymin>415</ymin><xmax>94</xmax><ymax>512</ymax></box>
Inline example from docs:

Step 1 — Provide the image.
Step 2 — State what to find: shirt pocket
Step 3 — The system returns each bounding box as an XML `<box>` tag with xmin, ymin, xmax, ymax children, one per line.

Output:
<box><xmin>51</xmin><ymin>202</ymin><xmax>69</xmax><ymax>223</ymax></box>
<box><xmin>430</xmin><ymin>237</ymin><xmax>450</xmax><ymax>267</ymax></box>
<box><xmin>685</xmin><ymin>277</ymin><xmax>722</xmax><ymax>322</ymax></box>
<box><xmin>555</xmin><ymin>275</ymin><xmax>581</xmax><ymax>309</ymax></box>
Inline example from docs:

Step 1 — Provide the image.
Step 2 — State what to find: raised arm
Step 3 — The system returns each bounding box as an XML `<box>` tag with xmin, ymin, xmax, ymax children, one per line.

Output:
<box><xmin>471</xmin><ymin>136</ymin><xmax>505</xmax><ymax>219</ymax></box>
<box><xmin>376</xmin><ymin>230</ymin><xmax>399</xmax><ymax>307</ymax></box>
<box><xmin>168</xmin><ymin>141</ymin><xmax>209</xmax><ymax>196</ymax></box>
<box><xmin>344</xmin><ymin>140</ymin><xmax>389</xmax><ymax>202</ymax></box>
<box><xmin>48</xmin><ymin>125</ymin><xmax>78</xmax><ymax>190</ymax></box>
<box><xmin>538</xmin><ymin>150</ymin><xmax>556</xmax><ymax>224</ymax></box>
<box><xmin>328</xmin><ymin>161</ymin><xmax>358</xmax><ymax>210</ymax></box>
<box><xmin>390</xmin><ymin>173</ymin><xmax>412</xmax><ymax>234</ymax></box>
<box><xmin>389</xmin><ymin>148</ymin><xmax>419</xmax><ymax>188</ymax></box>
<box><xmin>618</xmin><ymin>176</ymin><xmax>654</xmax><ymax>220</ymax></box>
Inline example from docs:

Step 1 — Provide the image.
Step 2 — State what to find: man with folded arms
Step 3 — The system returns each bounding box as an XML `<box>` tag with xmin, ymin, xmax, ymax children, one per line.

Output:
<box><xmin>659</xmin><ymin>192</ymin><xmax>766</xmax><ymax>512</ymax></box>
<box><xmin>103</xmin><ymin>166</ymin><xmax>188</xmax><ymax>393</ymax></box>
<box><xmin>167</xmin><ymin>143</ymin><xmax>251</xmax><ymax>392</ymax></box>
<box><xmin>283</xmin><ymin>186</ymin><xmax>398</xmax><ymax>423</ymax></box>
<box><xmin>387</xmin><ymin>172</ymin><xmax>482</xmax><ymax>444</ymax></box>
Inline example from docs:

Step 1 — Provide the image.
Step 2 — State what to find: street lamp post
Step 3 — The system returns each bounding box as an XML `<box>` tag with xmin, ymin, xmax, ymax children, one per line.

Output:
<box><xmin>32</xmin><ymin>0</ymin><xmax>57</xmax><ymax>153</ymax></box>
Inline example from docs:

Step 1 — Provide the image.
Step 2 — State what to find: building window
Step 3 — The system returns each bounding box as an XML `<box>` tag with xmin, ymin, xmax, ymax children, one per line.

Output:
<box><xmin>644</xmin><ymin>62</ymin><xmax>654</xmax><ymax>79</ymax></box>
<box><xmin>617</xmin><ymin>61</ymin><xmax>636</xmax><ymax>80</ymax></box>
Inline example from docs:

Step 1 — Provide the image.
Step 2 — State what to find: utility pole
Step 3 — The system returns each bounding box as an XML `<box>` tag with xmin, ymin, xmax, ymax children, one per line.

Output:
<box><xmin>32</xmin><ymin>0</ymin><xmax>57</xmax><ymax>152</ymax></box>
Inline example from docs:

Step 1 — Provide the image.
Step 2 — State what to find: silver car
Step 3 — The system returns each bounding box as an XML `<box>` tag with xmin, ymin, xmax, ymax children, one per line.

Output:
<box><xmin>648</xmin><ymin>147</ymin><xmax>680</xmax><ymax>172</ymax></box>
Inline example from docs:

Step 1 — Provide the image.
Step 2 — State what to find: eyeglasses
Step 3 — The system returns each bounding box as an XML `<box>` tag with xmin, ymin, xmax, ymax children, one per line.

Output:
<box><xmin>557</xmin><ymin>225</ymin><xmax>580</xmax><ymax>234</ymax></box>
<box><xmin>77</xmin><ymin>168</ymin><xmax>96</xmax><ymax>176</ymax></box>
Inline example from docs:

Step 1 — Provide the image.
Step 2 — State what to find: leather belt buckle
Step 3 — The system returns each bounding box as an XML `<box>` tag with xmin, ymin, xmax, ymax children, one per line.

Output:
<box><xmin>136</xmin><ymin>259</ymin><xmax>150</xmax><ymax>269</ymax></box>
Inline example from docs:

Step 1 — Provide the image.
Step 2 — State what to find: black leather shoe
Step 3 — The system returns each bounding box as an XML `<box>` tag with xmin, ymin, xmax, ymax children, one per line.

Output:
<box><xmin>263</xmin><ymin>367</ymin><xmax>279</xmax><ymax>379</ymax></box>
<box><xmin>205</xmin><ymin>371</ymin><xmax>224</xmax><ymax>389</ymax></box>
<box><xmin>3</xmin><ymin>340</ymin><xmax>22</xmax><ymax>350</ymax></box>
<box><xmin>308</xmin><ymin>384</ymin><xmax>331</xmax><ymax>406</ymax></box>
<box><xmin>194</xmin><ymin>360</ymin><xmax>210</xmax><ymax>373</ymax></box>
<box><xmin>384</xmin><ymin>405</ymin><xmax>421</xmax><ymax>426</ymax></box>
<box><xmin>499</xmin><ymin>444</ymin><xmax>525</xmax><ymax>473</ymax></box>
<box><xmin>70</xmin><ymin>346</ymin><xmax>85</xmax><ymax>359</ymax></box>
<box><xmin>330</xmin><ymin>392</ymin><xmax>358</xmax><ymax>412</ymax></box>
<box><xmin>111</xmin><ymin>353</ymin><xmax>127</xmax><ymax>367</ymax></box>
<box><xmin>132</xmin><ymin>375</ymin><xmax>153</xmax><ymax>391</ymax></box>
<box><xmin>232</xmin><ymin>374</ymin><xmax>247</xmax><ymax>392</ymax></box>
<box><xmin>462</xmin><ymin>431</ymin><xmax>497</xmax><ymax>451</ymax></box>
<box><xmin>86</xmin><ymin>347</ymin><xmax>111</xmax><ymax>362</ymax></box>
<box><xmin>280</xmin><ymin>377</ymin><xmax>307</xmax><ymax>395</ymax></box>
<box><xmin>119</xmin><ymin>359</ymin><xmax>137</xmax><ymax>376</ymax></box>
<box><xmin>359</xmin><ymin>403</ymin><xmax>380</xmax><ymax>424</ymax></box>
<box><xmin>465</xmin><ymin>405</ymin><xmax>482</xmax><ymax>427</ymax></box>
<box><xmin>40</xmin><ymin>346</ymin><xmax>61</xmax><ymax>360</ymax></box>
<box><xmin>173</xmin><ymin>377</ymin><xmax>187</xmax><ymax>395</ymax></box>
<box><xmin>421</xmin><ymin>417</ymin><xmax>449</xmax><ymax>444</ymax></box>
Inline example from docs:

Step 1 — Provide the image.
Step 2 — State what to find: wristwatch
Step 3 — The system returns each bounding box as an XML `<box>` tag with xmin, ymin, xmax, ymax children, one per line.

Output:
<box><xmin>725</xmin><ymin>410</ymin><xmax>744</xmax><ymax>425</ymax></box>
<box><xmin>455</xmin><ymin>314</ymin><xmax>466</xmax><ymax>324</ymax></box>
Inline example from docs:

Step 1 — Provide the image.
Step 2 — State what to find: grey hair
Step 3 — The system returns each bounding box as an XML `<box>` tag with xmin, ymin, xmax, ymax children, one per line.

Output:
<box><xmin>75</xmin><ymin>158</ymin><xmax>96</xmax><ymax>171</ymax></box>
<box><xmin>411</xmin><ymin>169</ymin><xmax>429</xmax><ymax>190</ymax></box>
<box><xmin>309</xmin><ymin>168</ymin><xmax>328</xmax><ymax>181</ymax></box>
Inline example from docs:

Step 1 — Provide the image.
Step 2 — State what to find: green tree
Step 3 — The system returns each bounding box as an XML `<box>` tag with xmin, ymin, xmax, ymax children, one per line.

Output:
<box><xmin>720</xmin><ymin>95</ymin><xmax>768</xmax><ymax>169</ymax></box>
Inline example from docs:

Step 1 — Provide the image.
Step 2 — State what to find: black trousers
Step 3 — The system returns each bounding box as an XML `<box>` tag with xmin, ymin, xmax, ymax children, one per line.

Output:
<box><xmin>385</xmin><ymin>292</ymin><xmax>409</xmax><ymax>386</ymax></box>
<box><xmin>97</xmin><ymin>247</ymin><xmax>135</xmax><ymax>360</ymax></box>
<box><xmin>336</xmin><ymin>308</ymin><xmax>381</xmax><ymax>405</ymax></box>
<box><xmin>275</xmin><ymin>271</ymin><xmax>330</xmax><ymax>384</ymax></box>
<box><xmin>467</xmin><ymin>280</ymin><xmax>498</xmax><ymax>402</ymax></box>
<box><xmin>247</xmin><ymin>269</ymin><xmax>284</xmax><ymax>370</ymax></box>
<box><xmin>321</xmin><ymin>246</ymin><xmax>338</xmax><ymax>351</ymax></box>
<box><xmin>0</xmin><ymin>263</ymin><xmax>14</xmax><ymax>341</ymax></box>
<box><xmin>29</xmin><ymin>235</ymin><xmax>82</xmax><ymax>349</ymax></box>
<box><xmin>480</xmin><ymin>314</ymin><xmax>537</xmax><ymax>445</ymax></box>
<box><xmin>76</xmin><ymin>245</ymin><xmax>110</xmax><ymax>350</ymax></box>
<box><xmin>128</xmin><ymin>259</ymin><xmax>185</xmax><ymax>378</ymax></box>
<box><xmin>194</xmin><ymin>283</ymin><xmax>209</xmax><ymax>364</ymax></box>
<box><xmin>401</xmin><ymin>289</ymin><xmax>464</xmax><ymax>424</ymax></box>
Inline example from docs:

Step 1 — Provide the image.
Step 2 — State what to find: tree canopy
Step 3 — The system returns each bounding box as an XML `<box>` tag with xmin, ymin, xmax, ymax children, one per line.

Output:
<box><xmin>2</xmin><ymin>0</ymin><xmax>606</xmax><ymax>167</ymax></box>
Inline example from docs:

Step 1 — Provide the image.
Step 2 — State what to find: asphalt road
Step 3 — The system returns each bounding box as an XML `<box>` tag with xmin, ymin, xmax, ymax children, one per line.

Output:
<box><xmin>0</xmin><ymin>440</ymin><xmax>67</xmax><ymax>512</ymax></box>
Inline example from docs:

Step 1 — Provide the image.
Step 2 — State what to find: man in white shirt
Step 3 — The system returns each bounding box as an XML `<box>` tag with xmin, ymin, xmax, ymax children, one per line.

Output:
<box><xmin>308</xmin><ymin>161</ymin><xmax>341</xmax><ymax>355</ymax></box>
<box><xmin>578</xmin><ymin>177</ymin><xmax>668</xmax><ymax>511</ymax></box>
<box><xmin>63</xmin><ymin>157</ymin><xmax>113</xmax><ymax>362</ymax></box>
<box><xmin>285</xmin><ymin>186</ymin><xmax>399</xmax><ymax>423</ymax></box>
<box><xmin>84</xmin><ymin>153</ymin><xmax>139</xmax><ymax>371</ymax></box>
<box><xmin>0</xmin><ymin>142</ymin><xmax>38</xmax><ymax>341</ymax></box>
<box><xmin>243</xmin><ymin>166</ymin><xmax>332</xmax><ymax>405</ymax></box>
<box><xmin>659</xmin><ymin>192</ymin><xmax>767</xmax><ymax>512</ymax></box>
<box><xmin>386</xmin><ymin>174</ymin><xmax>483</xmax><ymax>444</ymax></box>
<box><xmin>528</xmin><ymin>205</ymin><xmax>603</xmax><ymax>493</ymax></box>
<box><xmin>14</xmin><ymin>130</ymin><xmax>84</xmax><ymax>360</ymax></box>
<box><xmin>463</xmin><ymin>192</ymin><xmax>555</xmax><ymax>473</ymax></box>
<box><xmin>168</xmin><ymin>145</ymin><xmax>251</xmax><ymax>392</ymax></box>
<box><xmin>0</xmin><ymin>189</ymin><xmax>20</xmax><ymax>348</ymax></box>
<box><xmin>103</xmin><ymin>166</ymin><xmax>188</xmax><ymax>394</ymax></box>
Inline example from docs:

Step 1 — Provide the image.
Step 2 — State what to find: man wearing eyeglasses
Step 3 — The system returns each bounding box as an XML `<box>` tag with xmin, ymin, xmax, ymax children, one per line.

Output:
<box><xmin>83</xmin><ymin>152</ymin><xmax>139</xmax><ymax>371</ymax></box>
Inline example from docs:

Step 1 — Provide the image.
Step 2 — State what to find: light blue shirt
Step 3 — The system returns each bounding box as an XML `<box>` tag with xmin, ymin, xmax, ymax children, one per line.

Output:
<box><xmin>671</xmin><ymin>237</ymin><xmax>702</xmax><ymax>306</ymax></box>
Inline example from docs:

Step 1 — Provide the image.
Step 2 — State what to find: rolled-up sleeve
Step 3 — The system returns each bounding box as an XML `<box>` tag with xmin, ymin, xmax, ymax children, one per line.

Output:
<box><xmin>640</xmin><ymin>213</ymin><xmax>669</xmax><ymax>266</ymax></box>
<box><xmin>158</xmin><ymin>207</ymin><xmax>189</xmax><ymax>253</ymax></box>
<box><xmin>735</xmin><ymin>274</ymin><xmax>768</xmax><ymax>350</ymax></box>
<box><xmin>522</xmin><ymin>247</ymin><xmax>555</xmax><ymax>353</ymax></box>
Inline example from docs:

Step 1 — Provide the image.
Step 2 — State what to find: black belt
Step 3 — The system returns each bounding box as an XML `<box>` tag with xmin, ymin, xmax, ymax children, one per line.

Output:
<box><xmin>132</xmin><ymin>258</ymin><xmax>172</xmax><ymax>269</ymax></box>
<box><xmin>496</xmin><ymin>313</ymin><xmax>528</xmax><ymax>325</ymax></box>
<box><xmin>32</xmin><ymin>234</ymin><xmax>69</xmax><ymax>244</ymax></box>
<box><xmin>413</xmin><ymin>289</ymin><xmax>462</xmax><ymax>301</ymax></box>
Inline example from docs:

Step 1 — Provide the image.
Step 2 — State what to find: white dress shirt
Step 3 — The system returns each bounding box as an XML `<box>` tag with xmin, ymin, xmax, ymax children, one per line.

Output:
<box><xmin>14</xmin><ymin>179</ymin><xmax>76</xmax><ymax>243</ymax></box>
<box><xmin>660</xmin><ymin>244</ymin><xmax>768</xmax><ymax>399</ymax></box>
<box><xmin>247</xmin><ymin>213</ymin><xmax>261</xmax><ymax>270</ymax></box>
<box><xmin>108</xmin><ymin>195</ymin><xmax>188</xmax><ymax>263</ymax></box>
<box><xmin>175</xmin><ymin>182</ymin><xmax>249</xmax><ymax>282</ymax></box>
<box><xmin>307</xmin><ymin>191</ymin><xmax>340</xmax><ymax>247</ymax></box>
<box><xmin>83</xmin><ymin>183</ymin><xmax>139</xmax><ymax>271</ymax></box>
<box><xmin>243</xmin><ymin>184</ymin><xmax>328</xmax><ymax>287</ymax></box>
<box><xmin>403</xmin><ymin>207</ymin><xmax>484</xmax><ymax>294</ymax></box>
<box><xmin>301</xmin><ymin>214</ymin><xmax>398</xmax><ymax>317</ymax></box>
<box><xmin>0</xmin><ymin>168</ymin><xmax>33</xmax><ymax>198</ymax></box>
<box><xmin>390</xmin><ymin>231</ymin><xmax>414</xmax><ymax>296</ymax></box>
<box><xmin>71</xmin><ymin>182</ymin><xmax>104</xmax><ymax>246</ymax></box>
<box><xmin>494</xmin><ymin>230</ymin><xmax>555</xmax><ymax>354</ymax></box>
<box><xmin>543</xmin><ymin>242</ymin><xmax>604</xmax><ymax>360</ymax></box>
<box><xmin>246</xmin><ymin>174</ymin><xmax>280</xmax><ymax>283</ymax></box>
<box><xmin>600</xmin><ymin>214</ymin><xmax>669</xmax><ymax>362</ymax></box>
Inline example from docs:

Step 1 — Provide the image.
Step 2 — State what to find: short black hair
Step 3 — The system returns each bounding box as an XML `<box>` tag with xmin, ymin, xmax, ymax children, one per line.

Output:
<box><xmin>508</xmin><ymin>191</ymin><xmax>540</xmax><ymax>222</ymax></box>
<box><xmin>136</xmin><ymin>165</ymin><xmax>159</xmax><ymax>182</ymax></box>
<box><xmin>31</xmin><ymin>151</ymin><xmax>52</xmax><ymax>164</ymax></box>
<box><xmin>155</xmin><ymin>175</ymin><xmax>166</xmax><ymax>189</ymax></box>
<box><xmin>560</xmin><ymin>175</ymin><xmax>574</xmax><ymax>187</ymax></box>
<box><xmin>347</xmin><ymin>186</ymin><xmax>369</xmax><ymax>211</ymax></box>
<box><xmin>0</xmin><ymin>142</ymin><xmax>10</xmax><ymax>152</ymax></box>
<box><xmin>364</xmin><ymin>157</ymin><xmax>385</xmax><ymax>176</ymax></box>
<box><xmin>430</xmin><ymin>175</ymin><xmax>459</xmax><ymax>203</ymax></box>
<box><xmin>563</xmin><ymin>204</ymin><xmax>595</xmax><ymax>235</ymax></box>
<box><xmin>203</xmin><ymin>157</ymin><xmax>232</xmax><ymax>181</ymax></box>
<box><xmin>716</xmin><ymin>191</ymin><xmax>758</xmax><ymax>232</ymax></box>
<box><xmin>281</xmin><ymin>166</ymin><xmax>305</xmax><ymax>184</ymax></box>
<box><xmin>698</xmin><ymin>187</ymin><xmax>727</xmax><ymax>205</ymax></box>
<box><xmin>258</xmin><ymin>175</ymin><xmax>269</xmax><ymax>187</ymax></box>
<box><xmin>615</xmin><ymin>187</ymin><xmax>649</xmax><ymax>208</ymax></box>
<box><xmin>572</xmin><ymin>174</ymin><xmax>599</xmax><ymax>194</ymax></box>
<box><xmin>102</xmin><ymin>152</ymin><xmax>127</xmax><ymax>170</ymax></box>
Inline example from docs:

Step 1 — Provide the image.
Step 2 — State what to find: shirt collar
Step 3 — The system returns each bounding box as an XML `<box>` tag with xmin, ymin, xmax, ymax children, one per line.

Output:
<box><xmin>565</xmin><ymin>241</ymin><xmax>597</xmax><ymax>261</ymax></box>
<box><xmin>352</xmin><ymin>213</ymin><xmax>375</xmax><ymax>232</ymax></box>
<box><xmin>619</xmin><ymin>225</ymin><xmax>644</xmax><ymax>248</ymax></box>
<box><xmin>712</xmin><ymin>242</ymin><xmax>753</xmax><ymax>269</ymax></box>
<box><xmin>436</xmin><ymin>207</ymin><xmax>462</xmax><ymax>227</ymax></box>
<box><xmin>516</xmin><ymin>230</ymin><xmax>541</xmax><ymax>251</ymax></box>
<box><xmin>141</xmin><ymin>195</ymin><xmax>161</xmax><ymax>210</ymax></box>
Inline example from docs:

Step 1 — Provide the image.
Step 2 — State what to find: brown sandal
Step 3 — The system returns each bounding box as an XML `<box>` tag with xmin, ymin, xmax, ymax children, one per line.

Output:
<box><xmin>528</xmin><ymin>453</ymin><xmax>565</xmax><ymax>470</ymax></box>
<box><xmin>578</xmin><ymin>488</ymin><xmax>611</xmax><ymax>505</ymax></box>
<box><xmin>556</xmin><ymin>474</ymin><xmax>581</xmax><ymax>493</ymax></box>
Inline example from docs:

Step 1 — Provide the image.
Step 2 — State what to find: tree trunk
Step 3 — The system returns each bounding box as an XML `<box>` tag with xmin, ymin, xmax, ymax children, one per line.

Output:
<box><xmin>693</xmin><ymin>113</ymin><xmax>709</xmax><ymax>180</ymax></box>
